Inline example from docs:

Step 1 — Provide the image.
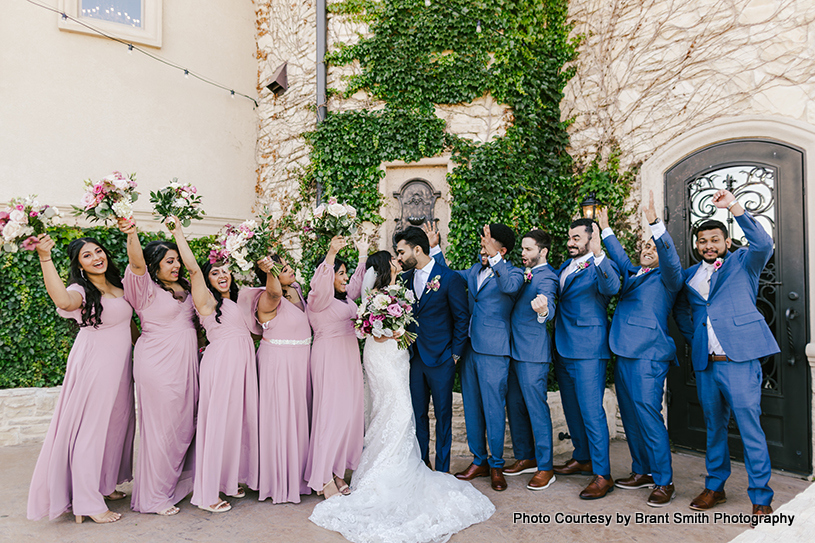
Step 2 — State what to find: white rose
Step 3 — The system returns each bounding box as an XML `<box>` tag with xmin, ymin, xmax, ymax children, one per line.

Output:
<box><xmin>172</xmin><ymin>198</ymin><xmax>188</xmax><ymax>209</ymax></box>
<box><xmin>372</xmin><ymin>294</ymin><xmax>390</xmax><ymax>310</ymax></box>
<box><xmin>242</xmin><ymin>220</ymin><xmax>258</xmax><ymax>230</ymax></box>
<box><xmin>111</xmin><ymin>200</ymin><xmax>133</xmax><ymax>218</ymax></box>
<box><xmin>346</xmin><ymin>205</ymin><xmax>357</xmax><ymax>219</ymax></box>
<box><xmin>80</xmin><ymin>192</ymin><xmax>95</xmax><ymax>208</ymax></box>
<box><xmin>313</xmin><ymin>204</ymin><xmax>326</xmax><ymax>219</ymax></box>
<box><xmin>169</xmin><ymin>181</ymin><xmax>181</xmax><ymax>189</ymax></box>
<box><xmin>405</xmin><ymin>290</ymin><xmax>416</xmax><ymax>303</ymax></box>
<box><xmin>112</xmin><ymin>177</ymin><xmax>130</xmax><ymax>191</ymax></box>
<box><xmin>2</xmin><ymin>221</ymin><xmax>22</xmax><ymax>241</ymax></box>
<box><xmin>225</xmin><ymin>236</ymin><xmax>243</xmax><ymax>254</ymax></box>
<box><xmin>327</xmin><ymin>203</ymin><xmax>347</xmax><ymax>217</ymax></box>
<box><xmin>9</xmin><ymin>209</ymin><xmax>25</xmax><ymax>223</ymax></box>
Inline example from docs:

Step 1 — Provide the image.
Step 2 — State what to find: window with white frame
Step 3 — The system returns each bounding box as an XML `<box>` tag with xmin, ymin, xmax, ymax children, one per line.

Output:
<box><xmin>58</xmin><ymin>0</ymin><xmax>162</xmax><ymax>48</ymax></box>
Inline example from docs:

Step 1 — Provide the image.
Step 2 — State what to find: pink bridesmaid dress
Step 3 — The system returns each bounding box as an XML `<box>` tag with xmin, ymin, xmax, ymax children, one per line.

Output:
<box><xmin>303</xmin><ymin>261</ymin><xmax>365</xmax><ymax>492</ymax></box>
<box><xmin>123</xmin><ymin>266</ymin><xmax>198</xmax><ymax>513</ymax></box>
<box><xmin>190</xmin><ymin>291</ymin><xmax>260</xmax><ymax>507</ymax></box>
<box><xmin>27</xmin><ymin>284</ymin><xmax>136</xmax><ymax>520</ymax></box>
<box><xmin>250</xmin><ymin>286</ymin><xmax>312</xmax><ymax>503</ymax></box>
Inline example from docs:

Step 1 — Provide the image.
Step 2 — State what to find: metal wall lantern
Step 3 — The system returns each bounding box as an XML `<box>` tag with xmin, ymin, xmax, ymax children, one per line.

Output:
<box><xmin>265</xmin><ymin>62</ymin><xmax>288</xmax><ymax>96</ymax></box>
<box><xmin>580</xmin><ymin>191</ymin><xmax>602</xmax><ymax>220</ymax></box>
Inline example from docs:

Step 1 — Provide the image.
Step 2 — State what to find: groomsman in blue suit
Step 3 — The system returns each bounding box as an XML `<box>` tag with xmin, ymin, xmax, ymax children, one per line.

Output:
<box><xmin>552</xmin><ymin>218</ymin><xmax>620</xmax><ymax>499</ymax></box>
<box><xmin>431</xmin><ymin>224</ymin><xmax>524</xmax><ymax>491</ymax></box>
<box><xmin>674</xmin><ymin>188</ymin><xmax>778</xmax><ymax>516</ymax></box>
<box><xmin>395</xmin><ymin>226</ymin><xmax>469</xmax><ymax>473</ymax></box>
<box><xmin>504</xmin><ymin>230</ymin><xmax>559</xmax><ymax>491</ymax></box>
<box><xmin>597</xmin><ymin>192</ymin><xmax>684</xmax><ymax>507</ymax></box>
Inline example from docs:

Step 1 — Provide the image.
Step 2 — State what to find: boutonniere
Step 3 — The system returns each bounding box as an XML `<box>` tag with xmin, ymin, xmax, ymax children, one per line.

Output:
<box><xmin>713</xmin><ymin>258</ymin><xmax>723</xmax><ymax>271</ymax></box>
<box><xmin>524</xmin><ymin>268</ymin><xmax>533</xmax><ymax>283</ymax></box>
<box><xmin>640</xmin><ymin>267</ymin><xmax>652</xmax><ymax>275</ymax></box>
<box><xmin>425</xmin><ymin>275</ymin><xmax>441</xmax><ymax>293</ymax></box>
<box><xmin>576</xmin><ymin>261</ymin><xmax>590</xmax><ymax>271</ymax></box>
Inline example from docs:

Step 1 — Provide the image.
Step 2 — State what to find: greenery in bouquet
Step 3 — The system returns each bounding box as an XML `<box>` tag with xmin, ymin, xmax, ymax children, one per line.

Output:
<box><xmin>72</xmin><ymin>171</ymin><xmax>139</xmax><ymax>223</ymax></box>
<box><xmin>309</xmin><ymin>198</ymin><xmax>358</xmax><ymax>238</ymax></box>
<box><xmin>208</xmin><ymin>212</ymin><xmax>283</xmax><ymax>274</ymax></box>
<box><xmin>149</xmin><ymin>178</ymin><xmax>205</xmax><ymax>228</ymax></box>
<box><xmin>354</xmin><ymin>282</ymin><xmax>418</xmax><ymax>350</ymax></box>
<box><xmin>1</xmin><ymin>195</ymin><xmax>61</xmax><ymax>253</ymax></box>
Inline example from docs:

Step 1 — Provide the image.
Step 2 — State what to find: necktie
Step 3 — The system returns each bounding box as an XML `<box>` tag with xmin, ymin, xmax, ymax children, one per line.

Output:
<box><xmin>415</xmin><ymin>269</ymin><xmax>425</xmax><ymax>300</ymax></box>
<box><xmin>699</xmin><ymin>265</ymin><xmax>713</xmax><ymax>299</ymax></box>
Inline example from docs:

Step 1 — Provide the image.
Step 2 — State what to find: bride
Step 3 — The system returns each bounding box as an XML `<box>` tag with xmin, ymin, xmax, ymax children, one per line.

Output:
<box><xmin>309</xmin><ymin>251</ymin><xmax>495</xmax><ymax>543</ymax></box>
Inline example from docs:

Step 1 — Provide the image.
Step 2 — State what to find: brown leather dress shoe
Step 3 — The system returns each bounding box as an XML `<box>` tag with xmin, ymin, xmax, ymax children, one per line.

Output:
<box><xmin>615</xmin><ymin>473</ymin><xmax>655</xmax><ymax>489</ymax></box>
<box><xmin>579</xmin><ymin>475</ymin><xmax>614</xmax><ymax>500</ymax></box>
<box><xmin>454</xmin><ymin>462</ymin><xmax>489</xmax><ymax>480</ymax></box>
<box><xmin>527</xmin><ymin>470</ymin><xmax>556</xmax><ymax>491</ymax></box>
<box><xmin>752</xmin><ymin>504</ymin><xmax>773</xmax><ymax>515</ymax></box>
<box><xmin>504</xmin><ymin>458</ymin><xmax>537</xmax><ymax>477</ymax></box>
<box><xmin>647</xmin><ymin>484</ymin><xmax>675</xmax><ymax>507</ymax></box>
<box><xmin>553</xmin><ymin>458</ymin><xmax>593</xmax><ymax>476</ymax></box>
<box><xmin>490</xmin><ymin>468</ymin><xmax>507</xmax><ymax>491</ymax></box>
<box><xmin>689</xmin><ymin>488</ymin><xmax>726</xmax><ymax>510</ymax></box>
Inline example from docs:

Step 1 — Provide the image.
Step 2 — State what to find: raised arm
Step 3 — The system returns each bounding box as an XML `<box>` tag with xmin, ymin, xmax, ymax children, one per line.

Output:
<box><xmin>168</xmin><ymin>217</ymin><xmax>216</xmax><ymax>316</ymax></box>
<box><xmin>597</xmin><ymin>208</ymin><xmax>637</xmax><ymax>276</ymax></box>
<box><xmin>589</xmin><ymin>223</ymin><xmax>620</xmax><ymax>295</ymax></box>
<box><xmin>35</xmin><ymin>234</ymin><xmax>83</xmax><ymax>311</ymax></box>
<box><xmin>712</xmin><ymin>189</ymin><xmax>773</xmax><ymax>277</ymax></box>
<box><xmin>308</xmin><ymin>236</ymin><xmax>346</xmax><ymax>312</ymax></box>
<box><xmin>346</xmin><ymin>235</ymin><xmax>370</xmax><ymax>301</ymax></box>
<box><xmin>424</xmin><ymin>222</ymin><xmax>448</xmax><ymax>267</ymax></box>
<box><xmin>118</xmin><ymin>217</ymin><xmax>146</xmax><ymax>276</ymax></box>
<box><xmin>256</xmin><ymin>257</ymin><xmax>283</xmax><ymax>323</ymax></box>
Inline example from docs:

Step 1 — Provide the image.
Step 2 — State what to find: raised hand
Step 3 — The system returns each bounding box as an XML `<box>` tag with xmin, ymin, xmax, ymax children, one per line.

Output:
<box><xmin>328</xmin><ymin>235</ymin><xmax>347</xmax><ymax>257</ymax></box>
<box><xmin>588</xmin><ymin>222</ymin><xmax>603</xmax><ymax>257</ymax></box>
<box><xmin>389</xmin><ymin>258</ymin><xmax>402</xmax><ymax>284</ymax></box>
<box><xmin>596</xmin><ymin>207</ymin><xmax>610</xmax><ymax>230</ymax></box>
<box><xmin>257</xmin><ymin>256</ymin><xmax>274</xmax><ymax>274</ymax></box>
<box><xmin>531</xmin><ymin>294</ymin><xmax>548</xmax><ymax>316</ymax></box>
<box><xmin>35</xmin><ymin>233</ymin><xmax>54</xmax><ymax>260</ymax></box>
<box><xmin>166</xmin><ymin>215</ymin><xmax>183</xmax><ymax>236</ymax></box>
<box><xmin>481</xmin><ymin>224</ymin><xmax>501</xmax><ymax>258</ymax></box>
<box><xmin>644</xmin><ymin>190</ymin><xmax>658</xmax><ymax>224</ymax></box>
<box><xmin>117</xmin><ymin>217</ymin><xmax>136</xmax><ymax>235</ymax></box>
<box><xmin>422</xmin><ymin>221</ymin><xmax>440</xmax><ymax>248</ymax></box>
<box><xmin>354</xmin><ymin>233</ymin><xmax>370</xmax><ymax>257</ymax></box>
<box><xmin>712</xmin><ymin>189</ymin><xmax>736</xmax><ymax>209</ymax></box>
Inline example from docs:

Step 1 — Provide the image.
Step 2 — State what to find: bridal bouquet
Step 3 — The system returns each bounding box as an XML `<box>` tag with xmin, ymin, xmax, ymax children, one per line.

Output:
<box><xmin>1</xmin><ymin>196</ymin><xmax>61</xmax><ymax>253</ymax></box>
<box><xmin>208</xmin><ymin>212</ymin><xmax>282</xmax><ymax>274</ymax></box>
<box><xmin>309</xmin><ymin>198</ymin><xmax>358</xmax><ymax>238</ymax></box>
<box><xmin>72</xmin><ymin>171</ymin><xmax>139</xmax><ymax>223</ymax></box>
<box><xmin>354</xmin><ymin>283</ymin><xmax>418</xmax><ymax>349</ymax></box>
<box><xmin>149</xmin><ymin>179</ymin><xmax>205</xmax><ymax>229</ymax></box>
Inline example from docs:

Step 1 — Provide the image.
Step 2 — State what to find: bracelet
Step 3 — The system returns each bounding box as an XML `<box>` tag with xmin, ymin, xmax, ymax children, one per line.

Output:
<box><xmin>727</xmin><ymin>200</ymin><xmax>738</xmax><ymax>211</ymax></box>
<box><xmin>39</xmin><ymin>258</ymin><xmax>52</xmax><ymax>263</ymax></box>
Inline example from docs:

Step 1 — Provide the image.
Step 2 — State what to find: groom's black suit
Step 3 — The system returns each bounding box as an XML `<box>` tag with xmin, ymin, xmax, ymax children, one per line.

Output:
<box><xmin>402</xmin><ymin>257</ymin><xmax>469</xmax><ymax>472</ymax></box>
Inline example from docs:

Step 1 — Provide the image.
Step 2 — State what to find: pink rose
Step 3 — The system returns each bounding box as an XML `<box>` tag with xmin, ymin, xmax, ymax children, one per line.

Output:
<box><xmin>0</xmin><ymin>211</ymin><xmax>9</xmax><ymax>223</ymax></box>
<box><xmin>386</xmin><ymin>303</ymin><xmax>403</xmax><ymax>317</ymax></box>
<box><xmin>371</xmin><ymin>314</ymin><xmax>386</xmax><ymax>322</ymax></box>
<box><xmin>21</xmin><ymin>236</ymin><xmax>39</xmax><ymax>251</ymax></box>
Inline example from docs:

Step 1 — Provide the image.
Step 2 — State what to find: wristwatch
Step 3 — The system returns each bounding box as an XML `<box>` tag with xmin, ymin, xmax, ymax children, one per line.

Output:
<box><xmin>649</xmin><ymin>218</ymin><xmax>661</xmax><ymax>226</ymax></box>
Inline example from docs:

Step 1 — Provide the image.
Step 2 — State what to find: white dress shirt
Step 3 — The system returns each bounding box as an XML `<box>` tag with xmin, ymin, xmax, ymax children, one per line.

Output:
<box><xmin>527</xmin><ymin>261</ymin><xmax>550</xmax><ymax>323</ymax></box>
<box><xmin>688</xmin><ymin>261</ymin><xmax>725</xmax><ymax>355</ymax></box>
<box><xmin>413</xmin><ymin>257</ymin><xmax>436</xmax><ymax>301</ymax></box>
<box><xmin>559</xmin><ymin>251</ymin><xmax>605</xmax><ymax>291</ymax></box>
<box><xmin>601</xmin><ymin>220</ymin><xmax>666</xmax><ymax>277</ymax></box>
<box><xmin>476</xmin><ymin>253</ymin><xmax>503</xmax><ymax>290</ymax></box>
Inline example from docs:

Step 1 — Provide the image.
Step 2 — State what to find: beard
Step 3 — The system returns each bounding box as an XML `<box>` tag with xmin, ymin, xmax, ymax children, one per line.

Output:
<box><xmin>699</xmin><ymin>246</ymin><xmax>727</xmax><ymax>264</ymax></box>
<box><xmin>567</xmin><ymin>241</ymin><xmax>589</xmax><ymax>258</ymax></box>
<box><xmin>400</xmin><ymin>254</ymin><xmax>418</xmax><ymax>271</ymax></box>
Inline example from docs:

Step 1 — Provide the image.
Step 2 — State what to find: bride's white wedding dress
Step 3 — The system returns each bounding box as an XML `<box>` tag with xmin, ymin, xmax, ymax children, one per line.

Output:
<box><xmin>309</xmin><ymin>336</ymin><xmax>495</xmax><ymax>543</ymax></box>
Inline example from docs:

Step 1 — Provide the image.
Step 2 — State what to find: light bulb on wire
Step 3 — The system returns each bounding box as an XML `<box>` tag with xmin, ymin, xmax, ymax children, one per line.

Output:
<box><xmin>476</xmin><ymin>21</ymin><xmax>482</xmax><ymax>33</ymax></box>
<box><xmin>184</xmin><ymin>69</ymin><xmax>190</xmax><ymax>79</ymax></box>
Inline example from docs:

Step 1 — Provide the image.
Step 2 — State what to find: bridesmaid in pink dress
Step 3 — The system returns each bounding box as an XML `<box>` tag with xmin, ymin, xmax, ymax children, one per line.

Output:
<box><xmin>251</xmin><ymin>255</ymin><xmax>312</xmax><ymax>504</ymax></box>
<box><xmin>119</xmin><ymin>218</ymin><xmax>198</xmax><ymax>516</ymax></box>
<box><xmin>304</xmin><ymin>235</ymin><xmax>368</xmax><ymax>498</ymax></box>
<box><xmin>169</xmin><ymin>221</ymin><xmax>260</xmax><ymax>513</ymax></box>
<box><xmin>27</xmin><ymin>235</ymin><xmax>136</xmax><ymax>524</ymax></box>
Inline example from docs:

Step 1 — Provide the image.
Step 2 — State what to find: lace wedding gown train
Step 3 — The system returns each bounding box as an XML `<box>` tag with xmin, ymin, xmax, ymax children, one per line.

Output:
<box><xmin>309</xmin><ymin>337</ymin><xmax>495</xmax><ymax>543</ymax></box>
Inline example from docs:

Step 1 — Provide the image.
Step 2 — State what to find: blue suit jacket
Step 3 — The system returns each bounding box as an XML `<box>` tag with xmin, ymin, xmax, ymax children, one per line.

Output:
<box><xmin>510</xmin><ymin>264</ymin><xmax>559</xmax><ymax>364</ymax></box>
<box><xmin>554</xmin><ymin>255</ymin><xmax>620</xmax><ymax>360</ymax></box>
<box><xmin>401</xmin><ymin>260</ymin><xmax>469</xmax><ymax>367</ymax></box>
<box><xmin>605</xmin><ymin>230</ymin><xmax>683</xmax><ymax>363</ymax></box>
<box><xmin>674</xmin><ymin>212</ymin><xmax>779</xmax><ymax>372</ymax></box>
<box><xmin>445</xmin><ymin>256</ymin><xmax>524</xmax><ymax>357</ymax></box>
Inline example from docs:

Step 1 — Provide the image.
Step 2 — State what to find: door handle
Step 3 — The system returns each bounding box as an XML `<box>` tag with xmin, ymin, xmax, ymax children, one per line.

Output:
<box><xmin>784</xmin><ymin>308</ymin><xmax>799</xmax><ymax>366</ymax></box>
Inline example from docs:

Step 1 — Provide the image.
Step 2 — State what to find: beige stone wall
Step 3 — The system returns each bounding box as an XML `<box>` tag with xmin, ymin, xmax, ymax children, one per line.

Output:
<box><xmin>0</xmin><ymin>388</ymin><xmax>61</xmax><ymax>447</ymax></box>
<box><xmin>563</xmin><ymin>0</ymin><xmax>815</xmax><ymax>174</ymax></box>
<box><xmin>255</xmin><ymin>1</ymin><xmax>511</xmax><ymax>255</ymax></box>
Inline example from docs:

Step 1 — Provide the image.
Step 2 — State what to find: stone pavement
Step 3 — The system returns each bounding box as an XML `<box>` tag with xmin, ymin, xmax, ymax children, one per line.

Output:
<box><xmin>1</xmin><ymin>440</ymin><xmax>810</xmax><ymax>543</ymax></box>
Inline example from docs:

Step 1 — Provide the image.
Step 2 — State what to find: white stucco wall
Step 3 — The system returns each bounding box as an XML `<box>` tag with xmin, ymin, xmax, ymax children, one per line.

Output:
<box><xmin>0</xmin><ymin>0</ymin><xmax>259</xmax><ymax>235</ymax></box>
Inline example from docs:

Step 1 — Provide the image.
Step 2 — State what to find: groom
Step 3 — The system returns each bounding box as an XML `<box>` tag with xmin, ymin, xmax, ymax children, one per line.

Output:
<box><xmin>395</xmin><ymin>226</ymin><xmax>469</xmax><ymax>473</ymax></box>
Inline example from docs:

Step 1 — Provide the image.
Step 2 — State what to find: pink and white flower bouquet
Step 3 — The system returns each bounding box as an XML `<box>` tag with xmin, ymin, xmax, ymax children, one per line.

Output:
<box><xmin>149</xmin><ymin>179</ymin><xmax>205</xmax><ymax>229</ymax></box>
<box><xmin>310</xmin><ymin>198</ymin><xmax>358</xmax><ymax>238</ymax></box>
<box><xmin>354</xmin><ymin>282</ymin><xmax>418</xmax><ymax>350</ymax></box>
<box><xmin>72</xmin><ymin>171</ymin><xmax>139</xmax><ymax>223</ymax></box>
<box><xmin>208</xmin><ymin>212</ymin><xmax>282</xmax><ymax>274</ymax></box>
<box><xmin>1</xmin><ymin>195</ymin><xmax>61</xmax><ymax>253</ymax></box>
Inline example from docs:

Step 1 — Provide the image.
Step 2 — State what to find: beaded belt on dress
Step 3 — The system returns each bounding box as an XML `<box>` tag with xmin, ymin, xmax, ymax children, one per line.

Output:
<box><xmin>262</xmin><ymin>337</ymin><xmax>311</xmax><ymax>346</ymax></box>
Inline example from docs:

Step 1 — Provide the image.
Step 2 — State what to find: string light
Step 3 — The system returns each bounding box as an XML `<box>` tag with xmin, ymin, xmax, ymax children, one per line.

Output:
<box><xmin>24</xmin><ymin>0</ymin><xmax>258</xmax><ymax>107</ymax></box>
<box><xmin>476</xmin><ymin>20</ymin><xmax>481</xmax><ymax>33</ymax></box>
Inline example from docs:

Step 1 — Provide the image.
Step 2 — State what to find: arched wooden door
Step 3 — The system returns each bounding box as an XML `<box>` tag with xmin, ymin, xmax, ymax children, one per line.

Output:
<box><xmin>664</xmin><ymin>139</ymin><xmax>810</xmax><ymax>474</ymax></box>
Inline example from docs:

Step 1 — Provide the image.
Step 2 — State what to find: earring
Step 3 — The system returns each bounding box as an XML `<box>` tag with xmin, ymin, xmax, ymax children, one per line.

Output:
<box><xmin>81</xmin><ymin>269</ymin><xmax>87</xmax><ymax>281</ymax></box>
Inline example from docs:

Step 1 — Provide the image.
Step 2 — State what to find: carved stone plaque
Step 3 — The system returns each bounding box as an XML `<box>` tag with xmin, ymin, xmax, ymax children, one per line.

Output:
<box><xmin>392</xmin><ymin>178</ymin><xmax>441</xmax><ymax>243</ymax></box>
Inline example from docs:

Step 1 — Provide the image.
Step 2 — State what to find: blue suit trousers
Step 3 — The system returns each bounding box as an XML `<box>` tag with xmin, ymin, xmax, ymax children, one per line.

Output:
<box><xmin>461</xmin><ymin>350</ymin><xmax>510</xmax><ymax>469</ymax></box>
<box><xmin>554</xmin><ymin>356</ymin><xmax>610</xmax><ymax>477</ymax></box>
<box><xmin>614</xmin><ymin>357</ymin><xmax>672</xmax><ymax>486</ymax></box>
<box><xmin>409</xmin><ymin>353</ymin><xmax>456</xmax><ymax>472</ymax></box>
<box><xmin>506</xmin><ymin>360</ymin><xmax>554</xmax><ymax>470</ymax></box>
<box><xmin>696</xmin><ymin>359</ymin><xmax>773</xmax><ymax>506</ymax></box>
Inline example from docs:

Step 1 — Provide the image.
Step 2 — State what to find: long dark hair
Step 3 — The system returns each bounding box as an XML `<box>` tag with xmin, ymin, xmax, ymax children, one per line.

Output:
<box><xmin>66</xmin><ymin>237</ymin><xmax>123</xmax><ymax>328</ymax></box>
<box><xmin>366</xmin><ymin>251</ymin><xmax>393</xmax><ymax>291</ymax></box>
<box><xmin>314</xmin><ymin>255</ymin><xmax>348</xmax><ymax>300</ymax></box>
<box><xmin>201</xmin><ymin>260</ymin><xmax>238</xmax><ymax>324</ymax></box>
<box><xmin>143</xmin><ymin>241</ymin><xmax>190</xmax><ymax>294</ymax></box>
